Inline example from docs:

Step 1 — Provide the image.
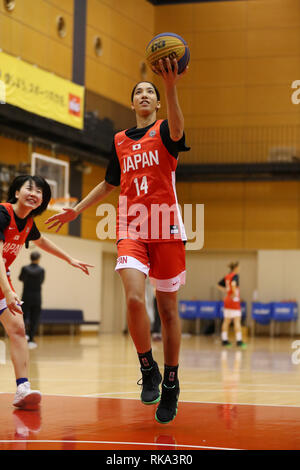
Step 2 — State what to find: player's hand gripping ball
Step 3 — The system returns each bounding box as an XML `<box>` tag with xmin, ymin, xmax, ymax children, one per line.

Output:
<box><xmin>146</xmin><ymin>32</ymin><xmax>190</xmax><ymax>74</ymax></box>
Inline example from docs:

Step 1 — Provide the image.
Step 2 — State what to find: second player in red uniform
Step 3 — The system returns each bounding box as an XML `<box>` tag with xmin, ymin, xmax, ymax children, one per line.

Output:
<box><xmin>217</xmin><ymin>262</ymin><xmax>246</xmax><ymax>348</ymax></box>
<box><xmin>0</xmin><ymin>175</ymin><xmax>93</xmax><ymax>409</ymax></box>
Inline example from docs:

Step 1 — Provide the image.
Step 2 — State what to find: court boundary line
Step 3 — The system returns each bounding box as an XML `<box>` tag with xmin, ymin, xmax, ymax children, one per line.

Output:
<box><xmin>3</xmin><ymin>377</ymin><xmax>300</xmax><ymax>388</ymax></box>
<box><xmin>1</xmin><ymin>392</ymin><xmax>300</xmax><ymax>408</ymax></box>
<box><xmin>0</xmin><ymin>439</ymin><xmax>240</xmax><ymax>450</ymax></box>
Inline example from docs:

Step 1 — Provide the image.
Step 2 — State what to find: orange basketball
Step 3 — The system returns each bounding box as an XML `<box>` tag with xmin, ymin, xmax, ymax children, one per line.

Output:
<box><xmin>146</xmin><ymin>32</ymin><xmax>190</xmax><ymax>74</ymax></box>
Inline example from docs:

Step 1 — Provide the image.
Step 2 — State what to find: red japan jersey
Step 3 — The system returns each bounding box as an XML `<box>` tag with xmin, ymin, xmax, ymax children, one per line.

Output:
<box><xmin>224</xmin><ymin>272</ymin><xmax>241</xmax><ymax>310</ymax></box>
<box><xmin>1</xmin><ymin>203</ymin><xmax>33</xmax><ymax>273</ymax></box>
<box><xmin>115</xmin><ymin>120</ymin><xmax>187</xmax><ymax>243</ymax></box>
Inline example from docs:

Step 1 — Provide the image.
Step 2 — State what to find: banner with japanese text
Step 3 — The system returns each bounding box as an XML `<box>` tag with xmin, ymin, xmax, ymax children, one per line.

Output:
<box><xmin>0</xmin><ymin>51</ymin><xmax>84</xmax><ymax>129</ymax></box>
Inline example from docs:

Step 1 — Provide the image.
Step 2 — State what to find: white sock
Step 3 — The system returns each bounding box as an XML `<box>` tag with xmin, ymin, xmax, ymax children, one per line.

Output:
<box><xmin>236</xmin><ymin>331</ymin><xmax>242</xmax><ymax>342</ymax></box>
<box><xmin>221</xmin><ymin>331</ymin><xmax>228</xmax><ymax>341</ymax></box>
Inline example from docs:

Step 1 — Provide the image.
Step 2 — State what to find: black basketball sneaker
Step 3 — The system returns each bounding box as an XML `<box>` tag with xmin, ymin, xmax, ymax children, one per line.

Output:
<box><xmin>155</xmin><ymin>381</ymin><xmax>180</xmax><ymax>424</ymax></box>
<box><xmin>137</xmin><ymin>361</ymin><xmax>162</xmax><ymax>405</ymax></box>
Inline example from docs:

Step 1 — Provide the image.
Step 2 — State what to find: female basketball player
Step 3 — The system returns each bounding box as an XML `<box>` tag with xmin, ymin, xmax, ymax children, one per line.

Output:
<box><xmin>0</xmin><ymin>175</ymin><xmax>93</xmax><ymax>409</ymax></box>
<box><xmin>217</xmin><ymin>262</ymin><xmax>246</xmax><ymax>348</ymax></box>
<box><xmin>46</xmin><ymin>57</ymin><xmax>189</xmax><ymax>424</ymax></box>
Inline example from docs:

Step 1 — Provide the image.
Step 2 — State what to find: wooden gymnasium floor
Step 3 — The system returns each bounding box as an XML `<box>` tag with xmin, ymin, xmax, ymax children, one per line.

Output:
<box><xmin>1</xmin><ymin>332</ymin><xmax>300</xmax><ymax>451</ymax></box>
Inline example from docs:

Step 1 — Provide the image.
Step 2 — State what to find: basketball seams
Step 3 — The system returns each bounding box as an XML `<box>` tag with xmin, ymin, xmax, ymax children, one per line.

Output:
<box><xmin>146</xmin><ymin>32</ymin><xmax>187</xmax><ymax>48</ymax></box>
<box><xmin>146</xmin><ymin>45</ymin><xmax>186</xmax><ymax>63</ymax></box>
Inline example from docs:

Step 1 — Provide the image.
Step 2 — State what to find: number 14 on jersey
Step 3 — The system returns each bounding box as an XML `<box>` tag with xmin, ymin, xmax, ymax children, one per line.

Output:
<box><xmin>134</xmin><ymin>176</ymin><xmax>148</xmax><ymax>196</ymax></box>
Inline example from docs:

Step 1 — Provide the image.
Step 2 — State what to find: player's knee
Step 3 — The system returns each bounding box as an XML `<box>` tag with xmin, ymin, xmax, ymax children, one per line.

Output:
<box><xmin>6</xmin><ymin>322</ymin><xmax>26</xmax><ymax>340</ymax></box>
<box><xmin>127</xmin><ymin>293</ymin><xmax>145</xmax><ymax>313</ymax></box>
<box><xmin>158</xmin><ymin>305</ymin><xmax>177</xmax><ymax>325</ymax></box>
<box><xmin>223</xmin><ymin>318</ymin><xmax>231</xmax><ymax>328</ymax></box>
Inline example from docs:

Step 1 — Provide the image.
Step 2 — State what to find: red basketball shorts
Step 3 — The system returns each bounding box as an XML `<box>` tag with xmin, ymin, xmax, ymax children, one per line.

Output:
<box><xmin>115</xmin><ymin>239</ymin><xmax>186</xmax><ymax>292</ymax></box>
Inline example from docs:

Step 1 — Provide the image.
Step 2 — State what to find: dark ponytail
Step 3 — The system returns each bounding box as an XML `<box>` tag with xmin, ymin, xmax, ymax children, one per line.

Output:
<box><xmin>228</xmin><ymin>261</ymin><xmax>239</xmax><ymax>272</ymax></box>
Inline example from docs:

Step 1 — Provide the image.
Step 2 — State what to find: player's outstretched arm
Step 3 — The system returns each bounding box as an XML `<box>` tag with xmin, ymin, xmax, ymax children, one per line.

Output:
<box><xmin>153</xmin><ymin>57</ymin><xmax>188</xmax><ymax>142</ymax></box>
<box><xmin>34</xmin><ymin>236</ymin><xmax>94</xmax><ymax>275</ymax></box>
<box><xmin>45</xmin><ymin>180</ymin><xmax>116</xmax><ymax>233</ymax></box>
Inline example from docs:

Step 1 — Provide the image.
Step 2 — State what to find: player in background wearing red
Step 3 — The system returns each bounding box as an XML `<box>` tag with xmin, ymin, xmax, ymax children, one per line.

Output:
<box><xmin>46</xmin><ymin>57</ymin><xmax>189</xmax><ymax>424</ymax></box>
<box><xmin>217</xmin><ymin>262</ymin><xmax>246</xmax><ymax>348</ymax></box>
<box><xmin>0</xmin><ymin>175</ymin><xmax>93</xmax><ymax>409</ymax></box>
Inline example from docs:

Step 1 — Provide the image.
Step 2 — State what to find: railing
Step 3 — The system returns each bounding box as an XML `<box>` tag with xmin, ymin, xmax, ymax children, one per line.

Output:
<box><xmin>184</xmin><ymin>126</ymin><xmax>300</xmax><ymax>164</ymax></box>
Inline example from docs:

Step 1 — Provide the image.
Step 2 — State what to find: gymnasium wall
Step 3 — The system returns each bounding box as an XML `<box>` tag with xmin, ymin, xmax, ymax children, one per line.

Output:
<box><xmin>154</xmin><ymin>0</ymin><xmax>300</xmax><ymax>163</ymax></box>
<box><xmin>176</xmin><ymin>180</ymin><xmax>300</xmax><ymax>251</ymax></box>
<box><xmin>258</xmin><ymin>250</ymin><xmax>300</xmax><ymax>305</ymax></box>
<box><xmin>85</xmin><ymin>0</ymin><xmax>155</xmax><ymax>109</ymax></box>
<box><xmin>0</xmin><ymin>0</ymin><xmax>74</xmax><ymax>80</ymax></box>
<box><xmin>0</xmin><ymin>134</ymin><xmax>29</xmax><ymax>165</ymax></box>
